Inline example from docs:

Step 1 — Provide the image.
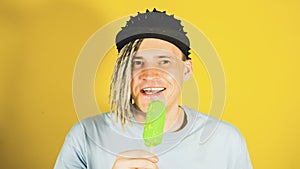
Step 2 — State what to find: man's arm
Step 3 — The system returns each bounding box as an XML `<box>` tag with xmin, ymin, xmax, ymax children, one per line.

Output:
<box><xmin>233</xmin><ymin>135</ymin><xmax>253</xmax><ymax>169</ymax></box>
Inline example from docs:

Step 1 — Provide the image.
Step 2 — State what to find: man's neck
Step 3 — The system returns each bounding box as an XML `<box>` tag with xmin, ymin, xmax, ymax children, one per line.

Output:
<box><xmin>164</xmin><ymin>105</ymin><xmax>185</xmax><ymax>132</ymax></box>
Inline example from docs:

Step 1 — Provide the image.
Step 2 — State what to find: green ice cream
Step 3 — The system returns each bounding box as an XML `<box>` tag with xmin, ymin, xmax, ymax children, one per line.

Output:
<box><xmin>143</xmin><ymin>100</ymin><xmax>166</xmax><ymax>147</ymax></box>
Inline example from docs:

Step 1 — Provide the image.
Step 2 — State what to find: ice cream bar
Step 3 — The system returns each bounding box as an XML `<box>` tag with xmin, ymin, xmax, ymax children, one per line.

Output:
<box><xmin>143</xmin><ymin>100</ymin><xmax>166</xmax><ymax>147</ymax></box>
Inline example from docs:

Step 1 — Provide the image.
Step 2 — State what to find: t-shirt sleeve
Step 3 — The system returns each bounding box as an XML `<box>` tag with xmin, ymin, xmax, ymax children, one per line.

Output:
<box><xmin>228</xmin><ymin>125</ymin><xmax>253</xmax><ymax>169</ymax></box>
<box><xmin>233</xmin><ymin>135</ymin><xmax>253</xmax><ymax>169</ymax></box>
<box><xmin>54</xmin><ymin>122</ymin><xmax>87</xmax><ymax>169</ymax></box>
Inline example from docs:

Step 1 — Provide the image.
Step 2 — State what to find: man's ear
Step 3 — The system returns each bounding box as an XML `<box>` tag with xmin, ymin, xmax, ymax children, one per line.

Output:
<box><xmin>183</xmin><ymin>60</ymin><xmax>193</xmax><ymax>81</ymax></box>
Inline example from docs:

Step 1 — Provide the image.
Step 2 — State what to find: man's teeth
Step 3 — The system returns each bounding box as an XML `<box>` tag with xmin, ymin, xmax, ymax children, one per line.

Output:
<box><xmin>143</xmin><ymin>87</ymin><xmax>164</xmax><ymax>91</ymax></box>
<box><xmin>142</xmin><ymin>88</ymin><xmax>165</xmax><ymax>94</ymax></box>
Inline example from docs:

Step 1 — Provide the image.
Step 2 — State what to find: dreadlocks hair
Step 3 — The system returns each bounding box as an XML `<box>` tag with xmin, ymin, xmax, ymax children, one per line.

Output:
<box><xmin>108</xmin><ymin>39</ymin><xmax>143</xmax><ymax>130</ymax></box>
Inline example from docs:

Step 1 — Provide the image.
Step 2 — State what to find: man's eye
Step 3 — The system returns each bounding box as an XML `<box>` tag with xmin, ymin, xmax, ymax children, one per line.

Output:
<box><xmin>160</xmin><ymin>60</ymin><xmax>170</xmax><ymax>64</ymax></box>
<box><xmin>133</xmin><ymin>60</ymin><xmax>143</xmax><ymax>66</ymax></box>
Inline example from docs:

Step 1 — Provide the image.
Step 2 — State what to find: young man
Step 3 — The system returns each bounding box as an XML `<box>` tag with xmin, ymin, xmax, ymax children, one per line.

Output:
<box><xmin>55</xmin><ymin>9</ymin><xmax>252</xmax><ymax>169</ymax></box>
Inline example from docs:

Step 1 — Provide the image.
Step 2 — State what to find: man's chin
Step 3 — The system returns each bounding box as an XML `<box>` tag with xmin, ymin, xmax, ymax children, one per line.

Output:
<box><xmin>132</xmin><ymin>102</ymin><xmax>148</xmax><ymax>113</ymax></box>
<box><xmin>133</xmin><ymin>101</ymin><xmax>154</xmax><ymax>113</ymax></box>
<box><xmin>133</xmin><ymin>93</ymin><xmax>167</xmax><ymax>111</ymax></box>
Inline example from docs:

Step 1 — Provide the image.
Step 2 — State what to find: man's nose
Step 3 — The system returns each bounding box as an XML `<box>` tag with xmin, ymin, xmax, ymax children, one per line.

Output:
<box><xmin>137</xmin><ymin>68</ymin><xmax>162</xmax><ymax>80</ymax></box>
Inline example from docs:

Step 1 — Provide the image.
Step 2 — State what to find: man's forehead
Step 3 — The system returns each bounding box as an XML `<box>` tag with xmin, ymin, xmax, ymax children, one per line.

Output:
<box><xmin>137</xmin><ymin>38</ymin><xmax>183</xmax><ymax>57</ymax></box>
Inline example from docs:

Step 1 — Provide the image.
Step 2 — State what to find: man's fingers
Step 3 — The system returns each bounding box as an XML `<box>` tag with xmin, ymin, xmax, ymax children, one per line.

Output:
<box><xmin>112</xmin><ymin>150</ymin><xmax>159</xmax><ymax>169</ymax></box>
<box><xmin>117</xmin><ymin>150</ymin><xmax>159</xmax><ymax>163</ymax></box>
<box><xmin>114</xmin><ymin>158</ymin><xmax>158</xmax><ymax>169</ymax></box>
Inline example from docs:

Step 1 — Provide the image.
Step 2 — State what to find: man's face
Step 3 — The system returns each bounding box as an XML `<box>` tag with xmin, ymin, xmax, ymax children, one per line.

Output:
<box><xmin>131</xmin><ymin>38</ymin><xmax>192</xmax><ymax>112</ymax></box>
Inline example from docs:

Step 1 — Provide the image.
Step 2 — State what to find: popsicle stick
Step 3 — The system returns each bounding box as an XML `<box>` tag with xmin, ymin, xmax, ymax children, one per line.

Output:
<box><xmin>150</xmin><ymin>146</ymin><xmax>154</xmax><ymax>153</ymax></box>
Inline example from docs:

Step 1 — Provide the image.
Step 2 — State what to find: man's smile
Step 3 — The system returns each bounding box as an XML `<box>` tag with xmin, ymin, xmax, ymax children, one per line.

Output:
<box><xmin>140</xmin><ymin>87</ymin><xmax>166</xmax><ymax>95</ymax></box>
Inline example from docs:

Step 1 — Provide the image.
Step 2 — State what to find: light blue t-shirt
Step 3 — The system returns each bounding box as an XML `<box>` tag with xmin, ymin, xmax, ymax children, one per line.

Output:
<box><xmin>54</xmin><ymin>106</ymin><xmax>252</xmax><ymax>169</ymax></box>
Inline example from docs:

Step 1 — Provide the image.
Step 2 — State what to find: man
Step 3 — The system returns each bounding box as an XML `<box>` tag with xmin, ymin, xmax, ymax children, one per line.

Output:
<box><xmin>55</xmin><ymin>9</ymin><xmax>252</xmax><ymax>169</ymax></box>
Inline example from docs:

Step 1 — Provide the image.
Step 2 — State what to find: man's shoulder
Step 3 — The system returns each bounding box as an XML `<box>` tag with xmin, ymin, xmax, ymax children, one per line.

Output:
<box><xmin>182</xmin><ymin>106</ymin><xmax>245</xmax><ymax>144</ymax></box>
<box><xmin>67</xmin><ymin>113</ymin><xmax>111</xmax><ymax>137</ymax></box>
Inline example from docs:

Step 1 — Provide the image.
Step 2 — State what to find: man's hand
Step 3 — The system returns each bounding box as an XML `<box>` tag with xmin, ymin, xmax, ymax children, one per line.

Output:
<box><xmin>112</xmin><ymin>150</ymin><xmax>159</xmax><ymax>169</ymax></box>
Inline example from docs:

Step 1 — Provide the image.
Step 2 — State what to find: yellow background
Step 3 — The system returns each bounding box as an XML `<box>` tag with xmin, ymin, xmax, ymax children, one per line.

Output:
<box><xmin>0</xmin><ymin>0</ymin><xmax>299</xmax><ymax>168</ymax></box>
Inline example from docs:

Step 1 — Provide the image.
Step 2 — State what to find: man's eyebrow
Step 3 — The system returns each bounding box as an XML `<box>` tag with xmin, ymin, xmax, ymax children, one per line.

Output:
<box><xmin>133</xmin><ymin>56</ymin><xmax>143</xmax><ymax>59</ymax></box>
<box><xmin>157</xmin><ymin>55</ymin><xmax>171</xmax><ymax>58</ymax></box>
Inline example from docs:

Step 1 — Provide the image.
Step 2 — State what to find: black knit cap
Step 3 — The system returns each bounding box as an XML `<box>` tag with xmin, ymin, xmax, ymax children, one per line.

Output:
<box><xmin>116</xmin><ymin>8</ymin><xmax>191</xmax><ymax>59</ymax></box>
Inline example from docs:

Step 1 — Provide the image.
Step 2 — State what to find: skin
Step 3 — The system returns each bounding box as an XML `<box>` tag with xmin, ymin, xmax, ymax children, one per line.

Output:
<box><xmin>112</xmin><ymin>150</ymin><xmax>159</xmax><ymax>169</ymax></box>
<box><xmin>112</xmin><ymin>38</ymin><xmax>193</xmax><ymax>169</ymax></box>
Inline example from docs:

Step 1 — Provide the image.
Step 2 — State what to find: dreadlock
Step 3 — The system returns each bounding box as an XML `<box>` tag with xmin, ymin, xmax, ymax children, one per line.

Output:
<box><xmin>108</xmin><ymin>39</ymin><xmax>143</xmax><ymax>129</ymax></box>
